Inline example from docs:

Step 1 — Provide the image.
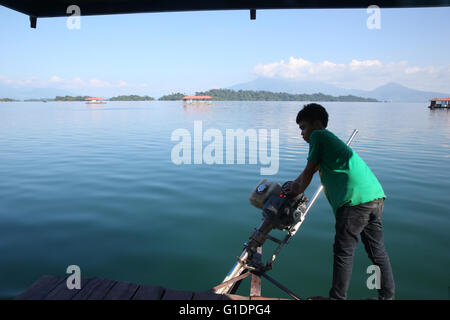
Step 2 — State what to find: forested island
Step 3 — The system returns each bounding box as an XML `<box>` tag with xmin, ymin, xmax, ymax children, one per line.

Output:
<box><xmin>157</xmin><ymin>89</ymin><xmax>377</xmax><ymax>102</ymax></box>
<box><xmin>9</xmin><ymin>95</ymin><xmax>156</xmax><ymax>101</ymax></box>
<box><xmin>54</xmin><ymin>96</ymin><xmax>92</xmax><ymax>101</ymax></box>
<box><xmin>109</xmin><ymin>95</ymin><xmax>154</xmax><ymax>101</ymax></box>
<box><xmin>193</xmin><ymin>89</ymin><xmax>378</xmax><ymax>102</ymax></box>
<box><xmin>53</xmin><ymin>95</ymin><xmax>156</xmax><ymax>101</ymax></box>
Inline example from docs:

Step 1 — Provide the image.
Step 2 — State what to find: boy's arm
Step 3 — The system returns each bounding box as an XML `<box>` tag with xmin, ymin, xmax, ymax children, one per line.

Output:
<box><xmin>286</xmin><ymin>160</ymin><xmax>319</xmax><ymax>196</ymax></box>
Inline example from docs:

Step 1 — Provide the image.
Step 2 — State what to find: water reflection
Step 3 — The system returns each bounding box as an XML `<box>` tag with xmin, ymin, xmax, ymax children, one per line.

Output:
<box><xmin>183</xmin><ymin>102</ymin><xmax>213</xmax><ymax>113</ymax></box>
<box><xmin>0</xmin><ymin>101</ymin><xmax>449</xmax><ymax>299</ymax></box>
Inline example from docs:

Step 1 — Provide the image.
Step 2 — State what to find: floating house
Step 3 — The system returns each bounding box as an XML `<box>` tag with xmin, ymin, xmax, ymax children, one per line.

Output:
<box><xmin>429</xmin><ymin>98</ymin><xmax>450</xmax><ymax>109</ymax></box>
<box><xmin>85</xmin><ymin>97</ymin><xmax>106</xmax><ymax>104</ymax></box>
<box><xmin>182</xmin><ymin>95</ymin><xmax>212</xmax><ymax>104</ymax></box>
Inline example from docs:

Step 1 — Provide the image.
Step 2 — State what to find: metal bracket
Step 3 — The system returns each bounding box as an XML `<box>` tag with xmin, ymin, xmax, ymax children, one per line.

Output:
<box><xmin>214</xmin><ymin>246</ymin><xmax>301</xmax><ymax>299</ymax></box>
<box><xmin>30</xmin><ymin>16</ymin><xmax>37</xmax><ymax>28</ymax></box>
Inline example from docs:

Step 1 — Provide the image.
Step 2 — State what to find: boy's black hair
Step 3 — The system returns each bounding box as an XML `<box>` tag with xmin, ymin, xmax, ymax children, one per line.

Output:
<box><xmin>296</xmin><ymin>103</ymin><xmax>329</xmax><ymax>128</ymax></box>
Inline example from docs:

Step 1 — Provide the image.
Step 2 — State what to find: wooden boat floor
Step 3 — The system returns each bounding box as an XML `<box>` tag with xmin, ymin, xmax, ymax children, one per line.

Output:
<box><xmin>14</xmin><ymin>275</ymin><xmax>287</xmax><ymax>300</ymax></box>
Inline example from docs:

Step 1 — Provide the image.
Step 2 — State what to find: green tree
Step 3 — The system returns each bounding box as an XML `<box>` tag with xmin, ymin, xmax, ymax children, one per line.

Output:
<box><xmin>158</xmin><ymin>93</ymin><xmax>186</xmax><ymax>101</ymax></box>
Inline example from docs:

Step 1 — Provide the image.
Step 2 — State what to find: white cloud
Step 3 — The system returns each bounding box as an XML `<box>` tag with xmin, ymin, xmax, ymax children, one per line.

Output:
<box><xmin>0</xmin><ymin>75</ymin><xmax>155</xmax><ymax>97</ymax></box>
<box><xmin>50</xmin><ymin>76</ymin><xmax>63</xmax><ymax>83</ymax></box>
<box><xmin>71</xmin><ymin>77</ymin><xmax>87</xmax><ymax>86</ymax></box>
<box><xmin>89</xmin><ymin>78</ymin><xmax>111</xmax><ymax>87</ymax></box>
<box><xmin>0</xmin><ymin>75</ymin><xmax>42</xmax><ymax>87</ymax></box>
<box><xmin>0</xmin><ymin>75</ymin><xmax>146</xmax><ymax>90</ymax></box>
<box><xmin>253</xmin><ymin>57</ymin><xmax>450</xmax><ymax>92</ymax></box>
<box><xmin>348</xmin><ymin>59</ymin><xmax>382</xmax><ymax>70</ymax></box>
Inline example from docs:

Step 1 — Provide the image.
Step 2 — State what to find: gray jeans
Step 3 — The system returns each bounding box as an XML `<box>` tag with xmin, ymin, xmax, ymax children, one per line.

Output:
<box><xmin>329</xmin><ymin>198</ymin><xmax>395</xmax><ymax>300</ymax></box>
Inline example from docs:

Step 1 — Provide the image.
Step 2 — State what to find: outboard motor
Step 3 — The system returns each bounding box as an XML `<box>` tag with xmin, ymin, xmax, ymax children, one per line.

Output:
<box><xmin>245</xmin><ymin>180</ymin><xmax>308</xmax><ymax>259</ymax></box>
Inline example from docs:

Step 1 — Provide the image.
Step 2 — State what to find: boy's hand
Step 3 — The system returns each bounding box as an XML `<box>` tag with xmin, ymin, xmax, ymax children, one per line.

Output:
<box><xmin>282</xmin><ymin>181</ymin><xmax>301</xmax><ymax>196</ymax></box>
<box><xmin>287</xmin><ymin>161</ymin><xmax>318</xmax><ymax>197</ymax></box>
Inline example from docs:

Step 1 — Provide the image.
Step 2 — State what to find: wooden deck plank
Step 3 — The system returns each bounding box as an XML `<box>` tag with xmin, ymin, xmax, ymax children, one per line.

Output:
<box><xmin>82</xmin><ymin>278</ymin><xmax>117</xmax><ymax>300</ymax></box>
<box><xmin>14</xmin><ymin>275</ymin><xmax>66</xmax><ymax>300</ymax></box>
<box><xmin>132</xmin><ymin>285</ymin><xmax>165</xmax><ymax>300</ymax></box>
<box><xmin>102</xmin><ymin>281</ymin><xmax>140</xmax><ymax>300</ymax></box>
<box><xmin>15</xmin><ymin>274</ymin><xmax>290</xmax><ymax>300</ymax></box>
<box><xmin>71</xmin><ymin>277</ymin><xmax>104</xmax><ymax>300</ymax></box>
<box><xmin>192</xmin><ymin>290</ymin><xmax>224</xmax><ymax>300</ymax></box>
<box><xmin>161</xmin><ymin>288</ymin><xmax>194</xmax><ymax>300</ymax></box>
<box><xmin>44</xmin><ymin>277</ymin><xmax>92</xmax><ymax>300</ymax></box>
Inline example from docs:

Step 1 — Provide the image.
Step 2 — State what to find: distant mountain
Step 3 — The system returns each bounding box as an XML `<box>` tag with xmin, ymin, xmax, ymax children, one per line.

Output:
<box><xmin>356</xmin><ymin>82</ymin><xmax>449</xmax><ymax>102</ymax></box>
<box><xmin>228</xmin><ymin>78</ymin><xmax>350</xmax><ymax>96</ymax></box>
<box><xmin>228</xmin><ymin>79</ymin><xmax>450</xmax><ymax>102</ymax></box>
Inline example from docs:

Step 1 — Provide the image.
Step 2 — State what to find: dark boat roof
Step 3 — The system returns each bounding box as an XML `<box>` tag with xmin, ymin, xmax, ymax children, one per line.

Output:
<box><xmin>1</xmin><ymin>0</ymin><xmax>450</xmax><ymax>18</ymax></box>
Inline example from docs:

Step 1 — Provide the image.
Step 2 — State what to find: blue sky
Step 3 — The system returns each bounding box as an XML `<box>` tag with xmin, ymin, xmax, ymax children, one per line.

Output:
<box><xmin>1</xmin><ymin>5</ymin><xmax>449</xmax><ymax>98</ymax></box>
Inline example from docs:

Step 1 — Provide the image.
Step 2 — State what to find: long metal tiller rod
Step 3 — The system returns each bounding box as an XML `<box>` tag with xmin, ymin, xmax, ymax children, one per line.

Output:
<box><xmin>215</xmin><ymin>129</ymin><xmax>359</xmax><ymax>295</ymax></box>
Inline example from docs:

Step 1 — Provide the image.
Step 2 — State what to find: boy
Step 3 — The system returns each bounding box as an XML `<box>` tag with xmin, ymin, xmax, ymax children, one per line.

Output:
<box><xmin>284</xmin><ymin>103</ymin><xmax>395</xmax><ymax>300</ymax></box>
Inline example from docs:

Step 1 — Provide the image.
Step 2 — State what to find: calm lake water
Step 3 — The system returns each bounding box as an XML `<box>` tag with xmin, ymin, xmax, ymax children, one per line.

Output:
<box><xmin>0</xmin><ymin>101</ymin><xmax>449</xmax><ymax>299</ymax></box>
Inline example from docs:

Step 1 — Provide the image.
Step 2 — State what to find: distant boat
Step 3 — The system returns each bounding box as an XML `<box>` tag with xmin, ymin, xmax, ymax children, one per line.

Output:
<box><xmin>182</xmin><ymin>95</ymin><xmax>212</xmax><ymax>105</ymax></box>
<box><xmin>85</xmin><ymin>97</ymin><xmax>106</xmax><ymax>104</ymax></box>
<box><xmin>428</xmin><ymin>98</ymin><xmax>450</xmax><ymax>109</ymax></box>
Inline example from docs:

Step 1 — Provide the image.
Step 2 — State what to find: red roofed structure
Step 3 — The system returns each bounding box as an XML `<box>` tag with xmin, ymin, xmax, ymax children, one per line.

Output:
<box><xmin>182</xmin><ymin>95</ymin><xmax>212</xmax><ymax>104</ymax></box>
<box><xmin>182</xmin><ymin>96</ymin><xmax>212</xmax><ymax>100</ymax></box>
<box><xmin>85</xmin><ymin>97</ymin><xmax>106</xmax><ymax>104</ymax></box>
<box><xmin>429</xmin><ymin>97</ymin><xmax>450</xmax><ymax>109</ymax></box>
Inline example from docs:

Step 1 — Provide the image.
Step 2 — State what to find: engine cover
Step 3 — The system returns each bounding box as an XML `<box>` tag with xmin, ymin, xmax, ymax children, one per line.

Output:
<box><xmin>262</xmin><ymin>194</ymin><xmax>304</xmax><ymax>230</ymax></box>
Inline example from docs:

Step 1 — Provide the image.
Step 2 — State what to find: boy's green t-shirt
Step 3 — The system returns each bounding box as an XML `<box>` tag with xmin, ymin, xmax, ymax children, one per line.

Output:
<box><xmin>307</xmin><ymin>129</ymin><xmax>386</xmax><ymax>215</ymax></box>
